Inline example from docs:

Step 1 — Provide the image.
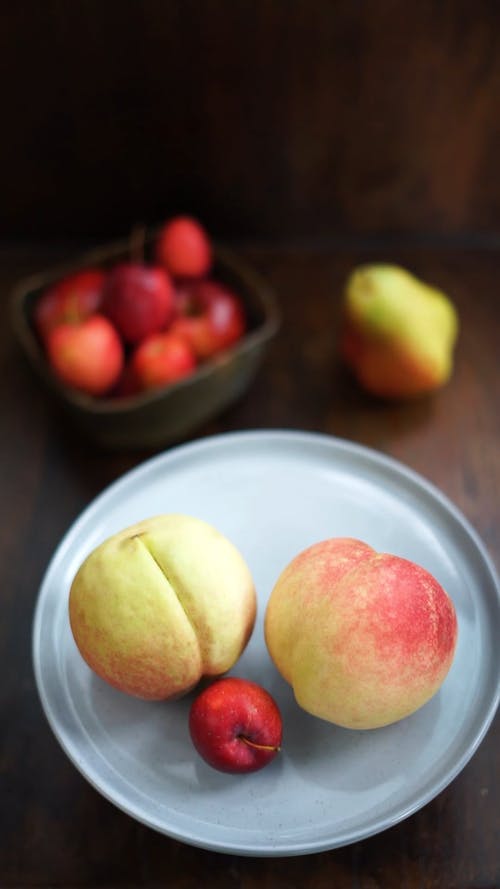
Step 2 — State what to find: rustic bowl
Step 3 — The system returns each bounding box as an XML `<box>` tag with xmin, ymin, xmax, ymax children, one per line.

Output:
<box><xmin>11</xmin><ymin>235</ymin><xmax>280</xmax><ymax>449</ymax></box>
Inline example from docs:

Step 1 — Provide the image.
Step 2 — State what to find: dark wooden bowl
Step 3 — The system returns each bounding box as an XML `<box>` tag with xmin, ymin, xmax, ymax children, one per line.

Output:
<box><xmin>11</xmin><ymin>235</ymin><xmax>280</xmax><ymax>449</ymax></box>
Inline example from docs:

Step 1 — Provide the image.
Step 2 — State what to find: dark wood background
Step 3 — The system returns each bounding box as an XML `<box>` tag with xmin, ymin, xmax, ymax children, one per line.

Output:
<box><xmin>1</xmin><ymin>2</ymin><xmax>499</xmax><ymax>887</ymax></box>
<box><xmin>2</xmin><ymin>0</ymin><xmax>500</xmax><ymax>241</ymax></box>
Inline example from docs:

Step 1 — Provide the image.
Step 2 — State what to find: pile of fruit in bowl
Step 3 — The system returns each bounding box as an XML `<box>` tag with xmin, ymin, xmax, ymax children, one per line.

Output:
<box><xmin>35</xmin><ymin>217</ymin><xmax>249</xmax><ymax>398</ymax></box>
<box><xmin>12</xmin><ymin>217</ymin><xmax>279</xmax><ymax>448</ymax></box>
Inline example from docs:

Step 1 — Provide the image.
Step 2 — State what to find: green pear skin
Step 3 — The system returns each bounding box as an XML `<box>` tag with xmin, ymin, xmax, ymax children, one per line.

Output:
<box><xmin>341</xmin><ymin>264</ymin><xmax>459</xmax><ymax>397</ymax></box>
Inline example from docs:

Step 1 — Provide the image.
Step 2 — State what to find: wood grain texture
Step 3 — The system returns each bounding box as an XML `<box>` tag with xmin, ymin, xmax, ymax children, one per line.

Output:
<box><xmin>2</xmin><ymin>1</ymin><xmax>500</xmax><ymax>239</ymax></box>
<box><xmin>0</xmin><ymin>240</ymin><xmax>498</xmax><ymax>888</ymax></box>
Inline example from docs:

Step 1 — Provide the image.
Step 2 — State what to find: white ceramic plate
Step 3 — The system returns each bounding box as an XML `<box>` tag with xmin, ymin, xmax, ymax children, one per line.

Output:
<box><xmin>32</xmin><ymin>430</ymin><xmax>499</xmax><ymax>856</ymax></box>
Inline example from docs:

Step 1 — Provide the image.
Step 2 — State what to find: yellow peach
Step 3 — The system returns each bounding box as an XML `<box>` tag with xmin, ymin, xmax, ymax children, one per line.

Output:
<box><xmin>69</xmin><ymin>514</ymin><xmax>256</xmax><ymax>700</ymax></box>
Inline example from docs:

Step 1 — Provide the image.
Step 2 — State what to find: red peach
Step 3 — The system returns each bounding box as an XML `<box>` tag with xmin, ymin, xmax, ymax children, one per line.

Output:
<box><xmin>264</xmin><ymin>538</ymin><xmax>458</xmax><ymax>729</ymax></box>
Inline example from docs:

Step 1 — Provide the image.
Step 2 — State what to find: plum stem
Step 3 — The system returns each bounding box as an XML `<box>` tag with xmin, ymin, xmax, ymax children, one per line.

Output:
<box><xmin>238</xmin><ymin>735</ymin><xmax>280</xmax><ymax>753</ymax></box>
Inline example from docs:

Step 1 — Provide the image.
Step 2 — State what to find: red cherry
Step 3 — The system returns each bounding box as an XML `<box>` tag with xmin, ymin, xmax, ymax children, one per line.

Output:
<box><xmin>170</xmin><ymin>279</ymin><xmax>246</xmax><ymax>359</ymax></box>
<box><xmin>156</xmin><ymin>216</ymin><xmax>212</xmax><ymax>278</ymax></box>
<box><xmin>189</xmin><ymin>677</ymin><xmax>283</xmax><ymax>774</ymax></box>
<box><xmin>102</xmin><ymin>263</ymin><xmax>174</xmax><ymax>344</ymax></box>
<box><xmin>131</xmin><ymin>331</ymin><xmax>197</xmax><ymax>390</ymax></box>
<box><xmin>34</xmin><ymin>269</ymin><xmax>106</xmax><ymax>340</ymax></box>
<box><xmin>46</xmin><ymin>315</ymin><xmax>124</xmax><ymax>396</ymax></box>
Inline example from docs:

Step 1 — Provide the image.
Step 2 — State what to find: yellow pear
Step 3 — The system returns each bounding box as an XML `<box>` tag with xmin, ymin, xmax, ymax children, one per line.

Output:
<box><xmin>340</xmin><ymin>264</ymin><xmax>459</xmax><ymax>397</ymax></box>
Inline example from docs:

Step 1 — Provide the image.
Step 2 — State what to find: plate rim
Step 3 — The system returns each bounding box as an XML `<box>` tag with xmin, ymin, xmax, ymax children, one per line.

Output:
<box><xmin>32</xmin><ymin>428</ymin><xmax>500</xmax><ymax>856</ymax></box>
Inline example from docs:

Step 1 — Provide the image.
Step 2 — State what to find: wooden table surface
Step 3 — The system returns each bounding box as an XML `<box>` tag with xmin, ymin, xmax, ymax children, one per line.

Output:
<box><xmin>1</xmin><ymin>241</ymin><xmax>498</xmax><ymax>889</ymax></box>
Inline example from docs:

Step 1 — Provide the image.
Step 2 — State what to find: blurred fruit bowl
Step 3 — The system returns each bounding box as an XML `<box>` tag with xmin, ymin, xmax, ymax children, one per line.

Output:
<box><xmin>11</xmin><ymin>233</ymin><xmax>280</xmax><ymax>449</ymax></box>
